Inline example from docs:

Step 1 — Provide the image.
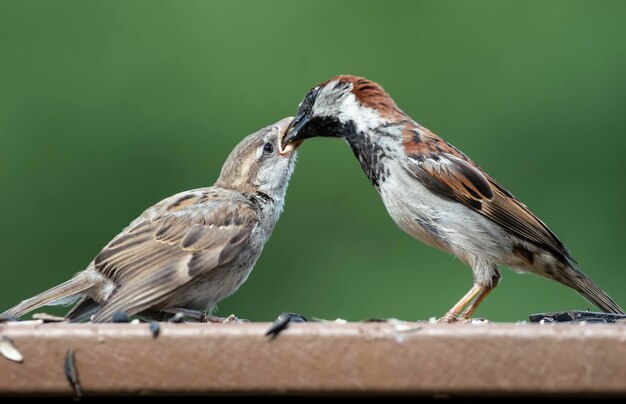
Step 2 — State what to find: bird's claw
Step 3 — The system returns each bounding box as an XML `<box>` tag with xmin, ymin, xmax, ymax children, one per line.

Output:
<box><xmin>222</xmin><ymin>314</ymin><xmax>249</xmax><ymax>324</ymax></box>
<box><xmin>437</xmin><ymin>315</ymin><xmax>489</xmax><ymax>324</ymax></box>
<box><xmin>200</xmin><ymin>313</ymin><xmax>249</xmax><ymax>323</ymax></box>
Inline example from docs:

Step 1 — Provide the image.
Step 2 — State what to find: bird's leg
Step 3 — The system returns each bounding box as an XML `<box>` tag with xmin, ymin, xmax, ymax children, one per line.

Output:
<box><xmin>457</xmin><ymin>285</ymin><xmax>493</xmax><ymax>321</ymax></box>
<box><xmin>458</xmin><ymin>272</ymin><xmax>500</xmax><ymax>321</ymax></box>
<box><xmin>441</xmin><ymin>272</ymin><xmax>500</xmax><ymax>322</ymax></box>
<box><xmin>438</xmin><ymin>284</ymin><xmax>483</xmax><ymax>323</ymax></box>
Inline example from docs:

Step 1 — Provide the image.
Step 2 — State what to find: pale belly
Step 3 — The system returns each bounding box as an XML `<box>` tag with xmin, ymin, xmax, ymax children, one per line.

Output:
<box><xmin>377</xmin><ymin>170</ymin><xmax>513</xmax><ymax>267</ymax></box>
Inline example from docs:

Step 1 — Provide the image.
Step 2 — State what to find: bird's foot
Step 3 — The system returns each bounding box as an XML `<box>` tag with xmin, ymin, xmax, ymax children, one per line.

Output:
<box><xmin>437</xmin><ymin>314</ymin><xmax>490</xmax><ymax>324</ymax></box>
<box><xmin>202</xmin><ymin>313</ymin><xmax>250</xmax><ymax>324</ymax></box>
<box><xmin>159</xmin><ymin>308</ymin><xmax>250</xmax><ymax>323</ymax></box>
<box><xmin>438</xmin><ymin>283</ymin><xmax>494</xmax><ymax>323</ymax></box>
<box><xmin>437</xmin><ymin>315</ymin><xmax>459</xmax><ymax>323</ymax></box>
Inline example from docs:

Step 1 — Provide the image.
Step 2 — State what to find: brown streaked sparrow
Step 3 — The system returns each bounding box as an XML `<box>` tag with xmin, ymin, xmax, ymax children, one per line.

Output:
<box><xmin>281</xmin><ymin>75</ymin><xmax>624</xmax><ymax>321</ymax></box>
<box><xmin>3</xmin><ymin>117</ymin><xmax>299</xmax><ymax>323</ymax></box>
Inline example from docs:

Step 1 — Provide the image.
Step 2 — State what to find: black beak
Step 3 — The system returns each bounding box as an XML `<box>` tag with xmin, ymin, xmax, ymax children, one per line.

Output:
<box><xmin>281</xmin><ymin>111</ymin><xmax>311</xmax><ymax>149</ymax></box>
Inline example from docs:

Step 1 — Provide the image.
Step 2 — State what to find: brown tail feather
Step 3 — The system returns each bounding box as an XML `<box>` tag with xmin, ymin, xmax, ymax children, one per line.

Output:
<box><xmin>66</xmin><ymin>296</ymin><xmax>101</xmax><ymax>322</ymax></box>
<box><xmin>1</xmin><ymin>277</ymin><xmax>94</xmax><ymax>319</ymax></box>
<box><xmin>561</xmin><ymin>260</ymin><xmax>624</xmax><ymax>314</ymax></box>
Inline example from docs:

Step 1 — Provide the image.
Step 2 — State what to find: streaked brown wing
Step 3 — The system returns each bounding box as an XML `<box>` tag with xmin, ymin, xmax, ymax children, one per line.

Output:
<box><xmin>405</xmin><ymin>151</ymin><xmax>567</xmax><ymax>257</ymax></box>
<box><xmin>91</xmin><ymin>199</ymin><xmax>257</xmax><ymax>321</ymax></box>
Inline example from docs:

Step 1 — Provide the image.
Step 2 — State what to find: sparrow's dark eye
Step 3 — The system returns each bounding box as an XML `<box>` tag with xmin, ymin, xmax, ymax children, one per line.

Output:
<box><xmin>263</xmin><ymin>143</ymin><xmax>274</xmax><ymax>154</ymax></box>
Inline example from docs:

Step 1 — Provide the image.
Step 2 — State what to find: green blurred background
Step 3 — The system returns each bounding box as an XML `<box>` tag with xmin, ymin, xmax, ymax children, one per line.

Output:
<box><xmin>1</xmin><ymin>0</ymin><xmax>625</xmax><ymax>322</ymax></box>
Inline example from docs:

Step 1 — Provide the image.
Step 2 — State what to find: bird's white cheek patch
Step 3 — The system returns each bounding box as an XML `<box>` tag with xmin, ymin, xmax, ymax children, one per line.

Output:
<box><xmin>334</xmin><ymin>93</ymin><xmax>384</xmax><ymax>133</ymax></box>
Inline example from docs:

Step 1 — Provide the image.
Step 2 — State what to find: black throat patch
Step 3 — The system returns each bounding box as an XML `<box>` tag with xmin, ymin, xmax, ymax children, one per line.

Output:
<box><xmin>344</xmin><ymin>128</ymin><xmax>390</xmax><ymax>189</ymax></box>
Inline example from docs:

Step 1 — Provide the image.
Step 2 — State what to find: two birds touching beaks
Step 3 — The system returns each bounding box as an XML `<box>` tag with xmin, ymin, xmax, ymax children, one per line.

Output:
<box><xmin>3</xmin><ymin>75</ymin><xmax>623</xmax><ymax>323</ymax></box>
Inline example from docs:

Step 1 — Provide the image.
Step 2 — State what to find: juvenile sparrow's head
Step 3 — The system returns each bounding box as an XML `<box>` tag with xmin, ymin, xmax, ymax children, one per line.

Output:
<box><xmin>281</xmin><ymin>75</ymin><xmax>404</xmax><ymax>152</ymax></box>
<box><xmin>218</xmin><ymin>117</ymin><xmax>298</xmax><ymax>198</ymax></box>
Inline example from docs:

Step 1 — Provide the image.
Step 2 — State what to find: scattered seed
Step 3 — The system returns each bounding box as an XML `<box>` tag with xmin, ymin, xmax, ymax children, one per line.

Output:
<box><xmin>64</xmin><ymin>348</ymin><xmax>82</xmax><ymax>399</ymax></box>
<box><xmin>7</xmin><ymin>320</ymin><xmax>44</xmax><ymax>326</ymax></box>
<box><xmin>149</xmin><ymin>322</ymin><xmax>160</xmax><ymax>338</ymax></box>
<box><xmin>362</xmin><ymin>318</ymin><xmax>388</xmax><ymax>323</ymax></box>
<box><xmin>265</xmin><ymin>312</ymin><xmax>307</xmax><ymax>339</ymax></box>
<box><xmin>112</xmin><ymin>311</ymin><xmax>130</xmax><ymax>323</ymax></box>
<box><xmin>32</xmin><ymin>313</ymin><xmax>67</xmax><ymax>322</ymax></box>
<box><xmin>0</xmin><ymin>336</ymin><xmax>23</xmax><ymax>363</ymax></box>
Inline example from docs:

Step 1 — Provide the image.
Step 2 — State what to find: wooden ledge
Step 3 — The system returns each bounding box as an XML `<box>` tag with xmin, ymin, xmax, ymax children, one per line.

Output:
<box><xmin>1</xmin><ymin>321</ymin><xmax>625</xmax><ymax>397</ymax></box>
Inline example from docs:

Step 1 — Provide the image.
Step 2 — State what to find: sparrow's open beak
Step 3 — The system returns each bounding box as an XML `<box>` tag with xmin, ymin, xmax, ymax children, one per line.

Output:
<box><xmin>274</xmin><ymin>116</ymin><xmax>294</xmax><ymax>137</ymax></box>
<box><xmin>275</xmin><ymin>116</ymin><xmax>300</xmax><ymax>156</ymax></box>
<box><xmin>279</xmin><ymin>111</ymin><xmax>310</xmax><ymax>154</ymax></box>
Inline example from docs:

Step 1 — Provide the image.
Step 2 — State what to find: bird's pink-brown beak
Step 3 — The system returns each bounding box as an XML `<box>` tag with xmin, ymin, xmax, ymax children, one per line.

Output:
<box><xmin>278</xmin><ymin>116</ymin><xmax>303</xmax><ymax>155</ymax></box>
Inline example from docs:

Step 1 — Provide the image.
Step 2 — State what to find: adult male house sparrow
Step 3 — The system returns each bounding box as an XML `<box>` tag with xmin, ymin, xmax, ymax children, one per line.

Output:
<box><xmin>3</xmin><ymin>117</ymin><xmax>298</xmax><ymax>323</ymax></box>
<box><xmin>281</xmin><ymin>75</ymin><xmax>623</xmax><ymax>321</ymax></box>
